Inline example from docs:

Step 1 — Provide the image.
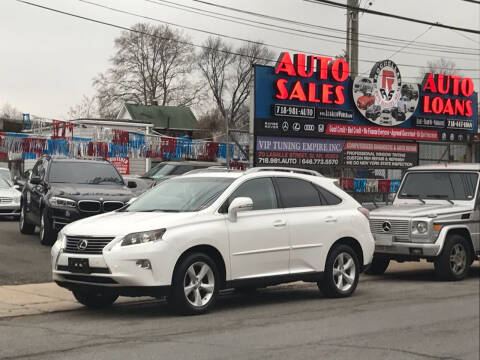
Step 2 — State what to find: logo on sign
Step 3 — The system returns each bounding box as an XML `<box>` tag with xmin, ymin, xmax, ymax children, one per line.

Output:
<box><xmin>282</xmin><ymin>121</ymin><xmax>289</xmax><ymax>132</ymax></box>
<box><xmin>292</xmin><ymin>122</ymin><xmax>301</xmax><ymax>131</ymax></box>
<box><xmin>304</xmin><ymin>124</ymin><xmax>314</xmax><ymax>131</ymax></box>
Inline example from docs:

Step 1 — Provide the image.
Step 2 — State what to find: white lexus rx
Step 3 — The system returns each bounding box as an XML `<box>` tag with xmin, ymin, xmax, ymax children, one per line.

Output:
<box><xmin>51</xmin><ymin>168</ymin><xmax>374</xmax><ymax>314</ymax></box>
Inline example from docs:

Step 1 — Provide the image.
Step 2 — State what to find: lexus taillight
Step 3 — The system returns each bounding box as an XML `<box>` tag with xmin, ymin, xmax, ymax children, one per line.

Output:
<box><xmin>358</xmin><ymin>207</ymin><xmax>370</xmax><ymax>219</ymax></box>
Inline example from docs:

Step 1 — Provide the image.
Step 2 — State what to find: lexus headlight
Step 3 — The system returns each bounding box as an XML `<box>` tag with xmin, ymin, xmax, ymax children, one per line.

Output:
<box><xmin>121</xmin><ymin>229</ymin><xmax>166</xmax><ymax>246</ymax></box>
<box><xmin>49</xmin><ymin>196</ymin><xmax>76</xmax><ymax>208</ymax></box>
<box><xmin>55</xmin><ymin>231</ymin><xmax>66</xmax><ymax>248</ymax></box>
<box><xmin>412</xmin><ymin>221</ymin><xmax>428</xmax><ymax>234</ymax></box>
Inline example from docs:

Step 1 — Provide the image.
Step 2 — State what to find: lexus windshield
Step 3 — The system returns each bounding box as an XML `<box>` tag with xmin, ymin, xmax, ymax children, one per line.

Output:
<box><xmin>398</xmin><ymin>172</ymin><xmax>478</xmax><ymax>201</ymax></box>
<box><xmin>126</xmin><ymin>177</ymin><xmax>234</xmax><ymax>212</ymax></box>
<box><xmin>48</xmin><ymin>162</ymin><xmax>124</xmax><ymax>185</ymax></box>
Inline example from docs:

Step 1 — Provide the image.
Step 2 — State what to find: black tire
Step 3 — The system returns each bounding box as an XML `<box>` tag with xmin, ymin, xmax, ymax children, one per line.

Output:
<box><xmin>19</xmin><ymin>205</ymin><xmax>35</xmax><ymax>234</ymax></box>
<box><xmin>168</xmin><ymin>253</ymin><xmax>220</xmax><ymax>315</ymax></box>
<box><xmin>39</xmin><ymin>208</ymin><xmax>56</xmax><ymax>246</ymax></box>
<box><xmin>364</xmin><ymin>255</ymin><xmax>390</xmax><ymax>275</ymax></box>
<box><xmin>434</xmin><ymin>234</ymin><xmax>472</xmax><ymax>281</ymax></box>
<box><xmin>72</xmin><ymin>288</ymin><xmax>119</xmax><ymax>308</ymax></box>
<box><xmin>318</xmin><ymin>244</ymin><xmax>360</xmax><ymax>298</ymax></box>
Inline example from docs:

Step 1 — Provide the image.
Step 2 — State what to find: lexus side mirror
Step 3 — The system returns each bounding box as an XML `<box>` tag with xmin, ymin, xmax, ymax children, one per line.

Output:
<box><xmin>227</xmin><ymin>197</ymin><xmax>253</xmax><ymax>222</ymax></box>
<box><xmin>30</xmin><ymin>176</ymin><xmax>41</xmax><ymax>185</ymax></box>
<box><xmin>127</xmin><ymin>181</ymin><xmax>137</xmax><ymax>189</ymax></box>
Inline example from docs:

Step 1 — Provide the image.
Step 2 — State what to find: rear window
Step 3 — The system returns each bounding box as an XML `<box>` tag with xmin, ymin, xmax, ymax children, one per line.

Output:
<box><xmin>276</xmin><ymin>178</ymin><xmax>322</xmax><ymax>208</ymax></box>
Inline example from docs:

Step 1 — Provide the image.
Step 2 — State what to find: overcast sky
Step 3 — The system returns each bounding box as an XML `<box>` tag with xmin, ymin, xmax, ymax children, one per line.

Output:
<box><xmin>1</xmin><ymin>0</ymin><xmax>479</xmax><ymax>119</ymax></box>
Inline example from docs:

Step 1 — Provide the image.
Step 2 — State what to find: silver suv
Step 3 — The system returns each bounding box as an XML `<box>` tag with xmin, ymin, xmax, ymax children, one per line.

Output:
<box><xmin>369</xmin><ymin>164</ymin><xmax>479</xmax><ymax>280</ymax></box>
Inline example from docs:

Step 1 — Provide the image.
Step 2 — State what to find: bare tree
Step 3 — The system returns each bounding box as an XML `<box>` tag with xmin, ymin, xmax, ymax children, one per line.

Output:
<box><xmin>192</xmin><ymin>108</ymin><xmax>224</xmax><ymax>140</ymax></box>
<box><xmin>1</xmin><ymin>103</ymin><xmax>22</xmax><ymax>119</ymax></box>
<box><xmin>198</xmin><ymin>37</ymin><xmax>274</xmax><ymax>130</ymax></box>
<box><xmin>67</xmin><ymin>95</ymin><xmax>99</xmax><ymax>119</ymax></box>
<box><xmin>94</xmin><ymin>23</ymin><xmax>201</xmax><ymax>116</ymax></box>
<box><xmin>418</xmin><ymin>58</ymin><xmax>460</xmax><ymax>82</ymax></box>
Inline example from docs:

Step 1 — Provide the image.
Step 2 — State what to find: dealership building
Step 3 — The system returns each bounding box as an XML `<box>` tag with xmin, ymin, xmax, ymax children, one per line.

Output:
<box><xmin>251</xmin><ymin>52</ymin><xmax>478</xmax><ymax>202</ymax></box>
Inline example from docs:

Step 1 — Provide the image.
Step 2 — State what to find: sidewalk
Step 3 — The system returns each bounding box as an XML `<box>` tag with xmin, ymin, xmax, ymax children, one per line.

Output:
<box><xmin>0</xmin><ymin>282</ymin><xmax>152</xmax><ymax>318</ymax></box>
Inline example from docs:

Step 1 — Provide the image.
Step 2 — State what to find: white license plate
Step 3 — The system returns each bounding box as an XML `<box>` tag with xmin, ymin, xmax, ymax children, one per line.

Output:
<box><xmin>374</xmin><ymin>234</ymin><xmax>394</xmax><ymax>246</ymax></box>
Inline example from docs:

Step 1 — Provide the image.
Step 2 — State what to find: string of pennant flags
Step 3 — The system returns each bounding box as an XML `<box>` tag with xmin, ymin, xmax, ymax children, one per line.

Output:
<box><xmin>0</xmin><ymin>130</ymin><xmax>243</xmax><ymax>163</ymax></box>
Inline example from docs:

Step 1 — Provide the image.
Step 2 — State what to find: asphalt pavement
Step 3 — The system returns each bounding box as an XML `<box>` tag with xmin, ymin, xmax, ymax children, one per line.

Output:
<box><xmin>0</xmin><ymin>218</ymin><xmax>51</xmax><ymax>285</ymax></box>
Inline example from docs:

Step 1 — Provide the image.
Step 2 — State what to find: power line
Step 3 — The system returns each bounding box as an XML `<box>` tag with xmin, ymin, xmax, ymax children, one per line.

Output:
<box><xmin>461</xmin><ymin>0</ymin><xmax>480</xmax><ymax>4</ymax></box>
<box><xmin>306</xmin><ymin>0</ymin><xmax>480</xmax><ymax>34</ymax></box>
<box><xmin>15</xmin><ymin>0</ymin><xmax>480</xmax><ymax>77</ymax></box>
<box><xmin>388</xmin><ymin>25</ymin><xmax>433</xmax><ymax>60</ymax></box>
<box><xmin>193</xmin><ymin>0</ymin><xmax>479</xmax><ymax>51</ymax></box>
<box><xmin>79</xmin><ymin>0</ymin><xmax>480</xmax><ymax>71</ymax></box>
<box><xmin>452</xmin><ymin>29</ymin><xmax>480</xmax><ymax>44</ymax></box>
<box><xmin>146</xmin><ymin>0</ymin><xmax>479</xmax><ymax>60</ymax></box>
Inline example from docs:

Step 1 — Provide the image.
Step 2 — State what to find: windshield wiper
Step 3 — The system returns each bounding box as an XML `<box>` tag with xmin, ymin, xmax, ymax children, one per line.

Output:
<box><xmin>400</xmin><ymin>194</ymin><xmax>426</xmax><ymax>204</ymax></box>
<box><xmin>425</xmin><ymin>195</ymin><xmax>454</xmax><ymax>204</ymax></box>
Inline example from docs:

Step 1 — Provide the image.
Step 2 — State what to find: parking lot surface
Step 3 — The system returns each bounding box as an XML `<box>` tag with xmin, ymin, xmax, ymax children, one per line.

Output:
<box><xmin>1</xmin><ymin>218</ymin><xmax>479</xmax><ymax>360</ymax></box>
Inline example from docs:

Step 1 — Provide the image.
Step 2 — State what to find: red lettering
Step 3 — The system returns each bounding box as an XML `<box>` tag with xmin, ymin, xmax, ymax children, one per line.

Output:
<box><xmin>465</xmin><ymin>100</ymin><xmax>473</xmax><ymax>116</ymax></box>
<box><xmin>294</xmin><ymin>54</ymin><xmax>314</xmax><ymax>78</ymax></box>
<box><xmin>423</xmin><ymin>73</ymin><xmax>437</xmax><ymax>92</ymax></box>
<box><xmin>450</xmin><ymin>75</ymin><xmax>461</xmax><ymax>95</ymax></box>
<box><xmin>460</xmin><ymin>77</ymin><xmax>474</xmax><ymax>97</ymax></box>
<box><xmin>331</xmin><ymin>59</ymin><xmax>349</xmax><ymax>82</ymax></box>
<box><xmin>431</xmin><ymin>97</ymin><xmax>443</xmax><ymax>114</ymax></box>
<box><xmin>442</xmin><ymin>98</ymin><xmax>454</xmax><ymax>115</ymax></box>
<box><xmin>436</xmin><ymin>74</ymin><xmax>450</xmax><ymax>94</ymax></box>
<box><xmin>316</xmin><ymin>56</ymin><xmax>331</xmax><ymax>80</ymax></box>
<box><xmin>322</xmin><ymin>84</ymin><xmax>334</xmax><ymax>104</ymax></box>
<box><xmin>275</xmin><ymin>78</ymin><xmax>289</xmax><ymax>99</ymax></box>
<box><xmin>423</xmin><ymin>95</ymin><xmax>432</xmax><ymax>113</ymax></box>
<box><xmin>334</xmin><ymin>85</ymin><xmax>345</xmax><ymax>105</ymax></box>
<box><xmin>275</xmin><ymin>52</ymin><xmax>296</xmax><ymax>76</ymax></box>
<box><xmin>454</xmin><ymin>98</ymin><xmax>465</xmax><ymax>116</ymax></box>
<box><xmin>289</xmin><ymin>81</ymin><xmax>307</xmax><ymax>101</ymax></box>
<box><xmin>308</xmin><ymin>82</ymin><xmax>320</xmax><ymax>103</ymax></box>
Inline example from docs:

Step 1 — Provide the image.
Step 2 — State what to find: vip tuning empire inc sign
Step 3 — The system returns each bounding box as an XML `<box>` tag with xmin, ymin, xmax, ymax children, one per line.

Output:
<box><xmin>253</xmin><ymin>52</ymin><xmax>478</xmax><ymax>168</ymax></box>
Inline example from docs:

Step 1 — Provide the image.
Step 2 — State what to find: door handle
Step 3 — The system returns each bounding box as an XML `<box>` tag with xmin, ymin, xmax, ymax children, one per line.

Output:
<box><xmin>273</xmin><ymin>219</ymin><xmax>287</xmax><ymax>227</ymax></box>
<box><xmin>325</xmin><ymin>217</ymin><xmax>337</xmax><ymax>223</ymax></box>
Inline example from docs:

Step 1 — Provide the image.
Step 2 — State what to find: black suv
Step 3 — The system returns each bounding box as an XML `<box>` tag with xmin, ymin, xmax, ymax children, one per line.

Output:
<box><xmin>19</xmin><ymin>157</ymin><xmax>135</xmax><ymax>245</ymax></box>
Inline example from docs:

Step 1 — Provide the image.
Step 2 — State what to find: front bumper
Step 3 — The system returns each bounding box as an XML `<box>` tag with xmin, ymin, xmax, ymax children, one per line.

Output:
<box><xmin>51</xmin><ymin>237</ymin><xmax>176</xmax><ymax>291</ymax></box>
<box><xmin>374</xmin><ymin>242</ymin><xmax>441</xmax><ymax>257</ymax></box>
<box><xmin>0</xmin><ymin>204</ymin><xmax>20</xmax><ymax>216</ymax></box>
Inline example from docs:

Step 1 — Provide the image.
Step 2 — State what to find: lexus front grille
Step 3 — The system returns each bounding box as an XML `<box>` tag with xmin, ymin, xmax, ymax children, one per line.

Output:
<box><xmin>64</xmin><ymin>236</ymin><xmax>115</xmax><ymax>254</ymax></box>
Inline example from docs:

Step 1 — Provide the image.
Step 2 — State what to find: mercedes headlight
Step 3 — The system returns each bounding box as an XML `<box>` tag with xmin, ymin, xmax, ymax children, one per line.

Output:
<box><xmin>412</xmin><ymin>221</ymin><xmax>428</xmax><ymax>234</ymax></box>
<box><xmin>49</xmin><ymin>196</ymin><xmax>76</xmax><ymax>208</ymax></box>
<box><xmin>121</xmin><ymin>229</ymin><xmax>166</xmax><ymax>246</ymax></box>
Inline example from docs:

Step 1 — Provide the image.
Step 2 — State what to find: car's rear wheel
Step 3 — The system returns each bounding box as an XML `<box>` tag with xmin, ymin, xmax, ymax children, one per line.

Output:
<box><xmin>39</xmin><ymin>209</ymin><xmax>56</xmax><ymax>246</ymax></box>
<box><xmin>72</xmin><ymin>288</ymin><xmax>119</xmax><ymax>308</ymax></box>
<box><xmin>168</xmin><ymin>253</ymin><xmax>219</xmax><ymax>315</ymax></box>
<box><xmin>318</xmin><ymin>244</ymin><xmax>359</xmax><ymax>298</ymax></box>
<box><xmin>364</xmin><ymin>255</ymin><xmax>390</xmax><ymax>275</ymax></box>
<box><xmin>434</xmin><ymin>234</ymin><xmax>472</xmax><ymax>281</ymax></box>
<box><xmin>19</xmin><ymin>205</ymin><xmax>35</xmax><ymax>234</ymax></box>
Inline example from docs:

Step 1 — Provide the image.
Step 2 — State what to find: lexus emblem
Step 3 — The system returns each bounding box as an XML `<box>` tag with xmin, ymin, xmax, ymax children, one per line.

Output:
<box><xmin>382</xmin><ymin>221</ymin><xmax>392</xmax><ymax>232</ymax></box>
<box><xmin>292</xmin><ymin>122</ymin><xmax>301</xmax><ymax>131</ymax></box>
<box><xmin>77</xmin><ymin>239</ymin><xmax>88</xmax><ymax>250</ymax></box>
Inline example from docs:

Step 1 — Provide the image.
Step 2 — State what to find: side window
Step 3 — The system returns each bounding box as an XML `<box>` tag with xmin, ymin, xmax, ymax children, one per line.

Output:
<box><xmin>228</xmin><ymin>178</ymin><xmax>277</xmax><ymax>211</ymax></box>
<box><xmin>31</xmin><ymin>160</ymin><xmax>43</xmax><ymax>178</ymax></box>
<box><xmin>316</xmin><ymin>185</ymin><xmax>342</xmax><ymax>205</ymax></box>
<box><xmin>276</xmin><ymin>178</ymin><xmax>321</xmax><ymax>208</ymax></box>
<box><xmin>172</xmin><ymin>165</ymin><xmax>194</xmax><ymax>175</ymax></box>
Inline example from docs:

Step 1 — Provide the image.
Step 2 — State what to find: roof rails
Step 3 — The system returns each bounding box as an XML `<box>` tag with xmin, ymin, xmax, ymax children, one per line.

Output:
<box><xmin>245</xmin><ymin>167</ymin><xmax>323</xmax><ymax>177</ymax></box>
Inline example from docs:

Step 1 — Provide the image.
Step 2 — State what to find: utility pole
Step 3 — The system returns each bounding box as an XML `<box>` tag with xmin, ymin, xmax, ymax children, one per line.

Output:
<box><xmin>346</xmin><ymin>0</ymin><xmax>360</xmax><ymax>77</ymax></box>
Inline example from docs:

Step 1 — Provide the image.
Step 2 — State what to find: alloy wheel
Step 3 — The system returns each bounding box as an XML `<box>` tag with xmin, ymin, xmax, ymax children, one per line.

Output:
<box><xmin>20</xmin><ymin>208</ymin><xmax>25</xmax><ymax>228</ymax></box>
<box><xmin>450</xmin><ymin>243</ymin><xmax>467</xmax><ymax>275</ymax></box>
<box><xmin>333</xmin><ymin>252</ymin><xmax>356</xmax><ymax>292</ymax></box>
<box><xmin>183</xmin><ymin>261</ymin><xmax>215</xmax><ymax>307</ymax></box>
<box><xmin>39</xmin><ymin>215</ymin><xmax>44</xmax><ymax>240</ymax></box>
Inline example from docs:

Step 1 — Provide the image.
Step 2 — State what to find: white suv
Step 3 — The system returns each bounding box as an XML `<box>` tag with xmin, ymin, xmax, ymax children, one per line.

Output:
<box><xmin>51</xmin><ymin>168</ymin><xmax>374</xmax><ymax>314</ymax></box>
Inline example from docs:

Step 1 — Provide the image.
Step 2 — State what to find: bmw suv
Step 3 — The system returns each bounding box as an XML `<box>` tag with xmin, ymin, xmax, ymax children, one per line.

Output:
<box><xmin>51</xmin><ymin>167</ymin><xmax>374</xmax><ymax>314</ymax></box>
<box><xmin>20</xmin><ymin>157</ymin><xmax>134</xmax><ymax>245</ymax></box>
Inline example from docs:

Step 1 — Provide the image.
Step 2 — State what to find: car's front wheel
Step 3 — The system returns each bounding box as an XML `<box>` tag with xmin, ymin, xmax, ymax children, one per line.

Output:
<box><xmin>19</xmin><ymin>205</ymin><xmax>35</xmax><ymax>234</ymax></box>
<box><xmin>318</xmin><ymin>244</ymin><xmax>360</xmax><ymax>298</ymax></box>
<box><xmin>72</xmin><ymin>288</ymin><xmax>119</xmax><ymax>308</ymax></box>
<box><xmin>168</xmin><ymin>253</ymin><xmax>219</xmax><ymax>315</ymax></box>
<box><xmin>39</xmin><ymin>209</ymin><xmax>56</xmax><ymax>246</ymax></box>
<box><xmin>434</xmin><ymin>234</ymin><xmax>472</xmax><ymax>281</ymax></box>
